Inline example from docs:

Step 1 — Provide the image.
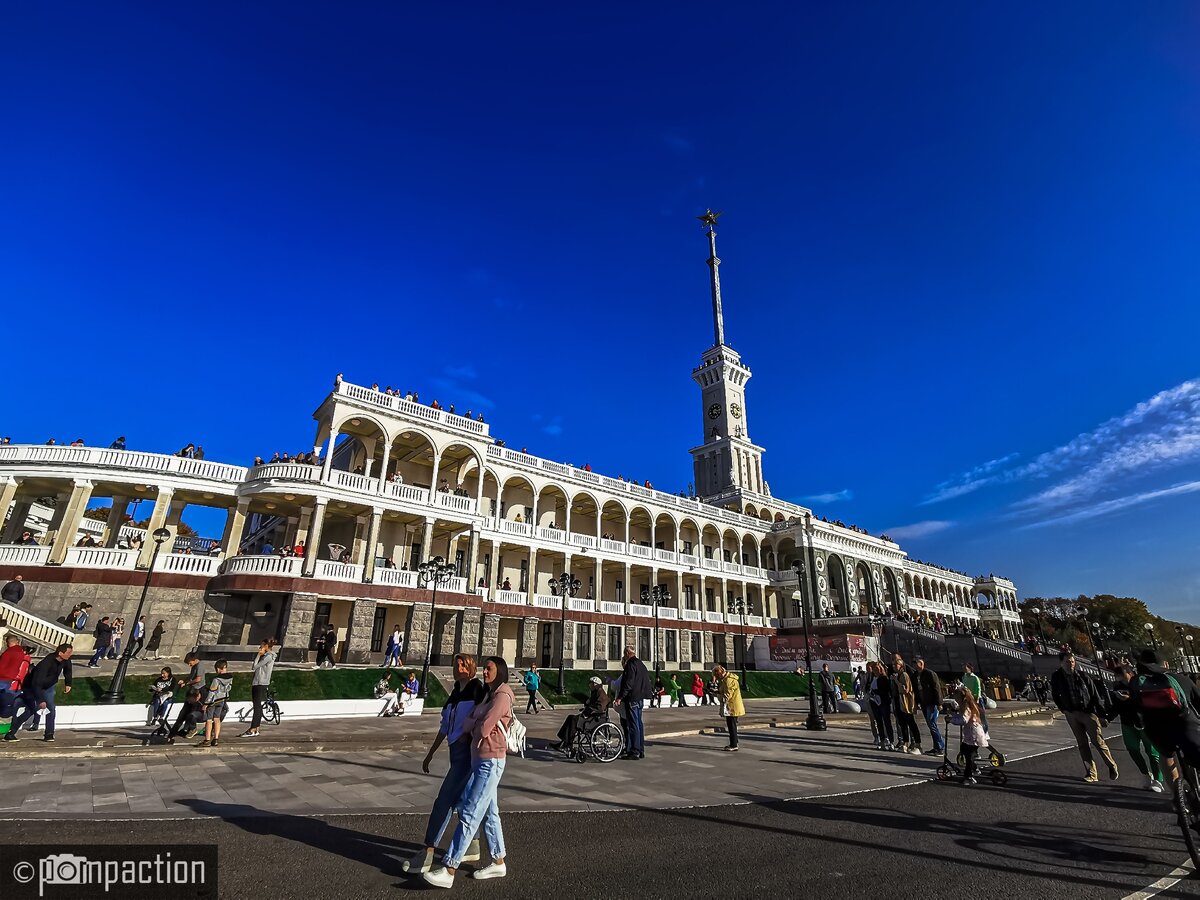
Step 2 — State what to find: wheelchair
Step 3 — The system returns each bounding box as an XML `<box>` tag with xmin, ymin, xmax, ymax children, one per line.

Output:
<box><xmin>565</xmin><ymin>710</ymin><xmax>624</xmax><ymax>764</ymax></box>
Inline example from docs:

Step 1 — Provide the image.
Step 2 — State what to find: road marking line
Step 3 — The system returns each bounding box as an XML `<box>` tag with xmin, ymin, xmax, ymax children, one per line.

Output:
<box><xmin>1122</xmin><ymin>859</ymin><xmax>1195</xmax><ymax>900</ymax></box>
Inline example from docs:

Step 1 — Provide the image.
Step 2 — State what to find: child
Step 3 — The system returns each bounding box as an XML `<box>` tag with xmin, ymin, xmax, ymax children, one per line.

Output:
<box><xmin>951</xmin><ymin>687</ymin><xmax>989</xmax><ymax>784</ymax></box>
<box><xmin>148</xmin><ymin>667</ymin><xmax>173</xmax><ymax>732</ymax></box>
<box><xmin>198</xmin><ymin>659</ymin><xmax>233</xmax><ymax>748</ymax></box>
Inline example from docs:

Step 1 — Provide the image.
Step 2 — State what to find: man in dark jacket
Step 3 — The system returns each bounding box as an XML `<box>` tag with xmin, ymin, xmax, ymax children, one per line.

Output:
<box><xmin>1</xmin><ymin>575</ymin><xmax>24</xmax><ymax>606</ymax></box>
<box><xmin>615</xmin><ymin>647</ymin><xmax>651</xmax><ymax>759</ymax></box>
<box><xmin>913</xmin><ymin>657</ymin><xmax>945</xmax><ymax>754</ymax></box>
<box><xmin>4</xmin><ymin>643</ymin><xmax>73</xmax><ymax>742</ymax></box>
<box><xmin>1050</xmin><ymin>651</ymin><xmax>1118</xmax><ymax>783</ymax></box>
<box><xmin>818</xmin><ymin>664</ymin><xmax>838</xmax><ymax>714</ymax></box>
<box><xmin>88</xmin><ymin>617</ymin><xmax>114</xmax><ymax>667</ymax></box>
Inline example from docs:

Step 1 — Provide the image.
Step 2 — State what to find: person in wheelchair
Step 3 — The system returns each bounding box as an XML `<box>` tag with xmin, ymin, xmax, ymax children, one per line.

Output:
<box><xmin>548</xmin><ymin>676</ymin><xmax>609</xmax><ymax>753</ymax></box>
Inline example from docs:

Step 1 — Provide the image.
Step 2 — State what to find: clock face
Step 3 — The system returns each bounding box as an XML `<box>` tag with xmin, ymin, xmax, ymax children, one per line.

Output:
<box><xmin>730</xmin><ymin>402</ymin><xmax>742</xmax><ymax>419</ymax></box>
<box><xmin>708</xmin><ymin>403</ymin><xmax>722</xmax><ymax>420</ymax></box>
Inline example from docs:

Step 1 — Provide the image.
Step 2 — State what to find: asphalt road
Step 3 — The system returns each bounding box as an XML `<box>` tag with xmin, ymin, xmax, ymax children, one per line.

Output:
<box><xmin>0</xmin><ymin>741</ymin><xmax>1195</xmax><ymax>899</ymax></box>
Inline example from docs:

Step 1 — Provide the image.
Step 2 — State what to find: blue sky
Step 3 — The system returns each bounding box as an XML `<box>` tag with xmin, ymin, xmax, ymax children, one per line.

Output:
<box><xmin>2</xmin><ymin>4</ymin><xmax>1198</xmax><ymax>621</ymax></box>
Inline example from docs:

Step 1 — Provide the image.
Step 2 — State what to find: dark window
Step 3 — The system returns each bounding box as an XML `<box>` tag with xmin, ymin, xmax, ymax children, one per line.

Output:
<box><xmin>638</xmin><ymin>628</ymin><xmax>651</xmax><ymax>662</ymax></box>
<box><xmin>684</xmin><ymin>585</ymin><xmax>695</xmax><ymax>608</ymax></box>
<box><xmin>541</xmin><ymin>623</ymin><xmax>554</xmax><ymax>667</ymax></box>
<box><xmin>520</xmin><ymin>559</ymin><xmax>529</xmax><ymax>593</ymax></box>
<box><xmin>723</xmin><ymin>549</ymin><xmax>732</xmax><ymax>563</ymax></box>
<box><xmin>705</xmin><ymin>588</ymin><xmax>715</xmax><ymax>611</ymax></box>
<box><xmin>454</xmin><ymin>549</ymin><xmax>465</xmax><ymax>577</ymax></box>
<box><xmin>408</xmin><ymin>541</ymin><xmax>421</xmax><ymax>570</ymax></box>
<box><xmin>690</xmin><ymin>631</ymin><xmax>702</xmax><ymax>662</ymax></box>
<box><xmin>615</xmin><ymin>579</ymin><xmax>624</xmax><ymax>603</ymax></box>
<box><xmin>665</xmin><ymin>630</ymin><xmax>678</xmax><ymax>662</ymax></box>
<box><xmin>309</xmin><ymin>602</ymin><xmax>332</xmax><ymax>651</ymax></box>
<box><xmin>577</xmin><ymin>624</ymin><xmax>592</xmax><ymax>660</ymax></box>
<box><xmin>704</xmin><ymin>545</ymin><xmax>713</xmax><ymax>560</ymax></box>
<box><xmin>483</xmin><ymin>553</ymin><xmax>492</xmax><ymax>588</ymax></box>
<box><xmin>683</xmin><ymin>540</ymin><xmax>693</xmax><ymax>555</ymax></box>
<box><xmin>608</xmin><ymin>626</ymin><xmax>623</xmax><ymax>660</ymax></box>
<box><xmin>370</xmin><ymin>606</ymin><xmax>387</xmax><ymax>653</ymax></box>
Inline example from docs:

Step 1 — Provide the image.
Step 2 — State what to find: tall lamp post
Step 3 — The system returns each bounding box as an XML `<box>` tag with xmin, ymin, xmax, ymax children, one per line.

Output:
<box><xmin>640</xmin><ymin>586</ymin><xmax>671</xmax><ymax>685</ymax></box>
<box><xmin>417</xmin><ymin>555</ymin><xmax>456</xmax><ymax>698</ymax></box>
<box><xmin>730</xmin><ymin>596</ymin><xmax>752</xmax><ymax>686</ymax></box>
<box><xmin>1029</xmin><ymin>606</ymin><xmax>1047</xmax><ymax>651</ymax></box>
<box><xmin>793</xmin><ymin>559</ymin><xmax>826</xmax><ymax>731</ymax></box>
<box><xmin>1182</xmin><ymin>633</ymin><xmax>1197</xmax><ymax>677</ymax></box>
<box><xmin>1076</xmin><ymin>605</ymin><xmax>1097</xmax><ymax>661</ymax></box>
<box><xmin>100</xmin><ymin>526</ymin><xmax>171</xmax><ymax>704</ymax></box>
<box><xmin>1143</xmin><ymin>621</ymin><xmax>1161</xmax><ymax>650</ymax></box>
<box><xmin>551</xmin><ymin>572</ymin><xmax>581</xmax><ymax>696</ymax></box>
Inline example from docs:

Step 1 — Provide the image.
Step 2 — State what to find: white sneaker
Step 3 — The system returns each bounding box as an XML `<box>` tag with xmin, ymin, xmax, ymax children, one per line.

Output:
<box><xmin>909</xmin><ymin>746</ymin><xmax>922</xmax><ymax>755</ymax></box>
<box><xmin>462</xmin><ymin>840</ymin><xmax>481</xmax><ymax>863</ymax></box>
<box><xmin>882</xmin><ymin>741</ymin><xmax>893</xmax><ymax>751</ymax></box>
<box><xmin>422</xmin><ymin>867</ymin><xmax>454</xmax><ymax>888</ymax></box>
<box><xmin>402</xmin><ymin>849</ymin><xmax>434</xmax><ymax>874</ymax></box>
<box><xmin>897</xmin><ymin>742</ymin><xmax>907</xmax><ymax>753</ymax></box>
<box><xmin>472</xmin><ymin>863</ymin><xmax>507</xmax><ymax>880</ymax></box>
<box><xmin>1149</xmin><ymin>779</ymin><xmax>1164</xmax><ymax>793</ymax></box>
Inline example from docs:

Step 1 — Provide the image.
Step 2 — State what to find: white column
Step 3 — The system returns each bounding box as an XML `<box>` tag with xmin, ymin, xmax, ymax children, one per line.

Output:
<box><xmin>302</xmin><ymin>500</ymin><xmax>328</xmax><ymax>576</ymax></box>
<box><xmin>321</xmin><ymin>426</ymin><xmax>340</xmax><ymax>480</ymax></box>
<box><xmin>376</xmin><ymin>440</ymin><xmax>392</xmax><ymax>494</ymax></box>
<box><xmin>48</xmin><ymin>480</ymin><xmax>95</xmax><ymax>565</ymax></box>
<box><xmin>428</xmin><ymin>450</ymin><xmax>442</xmax><ymax>502</ymax></box>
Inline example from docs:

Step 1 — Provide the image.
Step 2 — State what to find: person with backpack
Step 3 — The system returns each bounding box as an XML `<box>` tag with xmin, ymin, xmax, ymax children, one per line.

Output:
<box><xmin>1050</xmin><ymin>650</ymin><xmax>1119</xmax><ymax>783</ymax></box>
<box><xmin>1113</xmin><ymin>663</ymin><xmax>1164</xmax><ymax>793</ymax></box>
<box><xmin>1131</xmin><ymin>648</ymin><xmax>1200</xmax><ymax>775</ymax></box>
<box><xmin>423</xmin><ymin>655</ymin><xmax>514</xmax><ymax>888</ymax></box>
<box><xmin>403</xmin><ymin>653</ymin><xmax>488</xmax><ymax>875</ymax></box>
<box><xmin>197</xmin><ymin>659</ymin><xmax>233</xmax><ymax>748</ymax></box>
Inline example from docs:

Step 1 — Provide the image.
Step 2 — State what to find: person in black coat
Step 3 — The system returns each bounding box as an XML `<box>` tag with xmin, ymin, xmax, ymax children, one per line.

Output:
<box><xmin>87</xmin><ymin>617</ymin><xmax>114</xmax><ymax>667</ymax></box>
<box><xmin>4</xmin><ymin>643</ymin><xmax>73</xmax><ymax>742</ymax></box>
<box><xmin>550</xmin><ymin>677</ymin><xmax>610</xmax><ymax>753</ymax></box>
<box><xmin>614</xmin><ymin>648</ymin><xmax>650</xmax><ymax>759</ymax></box>
<box><xmin>1</xmin><ymin>575</ymin><xmax>24</xmax><ymax>606</ymax></box>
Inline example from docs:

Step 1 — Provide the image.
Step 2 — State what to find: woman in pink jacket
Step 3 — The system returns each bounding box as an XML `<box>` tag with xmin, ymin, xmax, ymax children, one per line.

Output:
<box><xmin>424</xmin><ymin>656</ymin><xmax>515</xmax><ymax>888</ymax></box>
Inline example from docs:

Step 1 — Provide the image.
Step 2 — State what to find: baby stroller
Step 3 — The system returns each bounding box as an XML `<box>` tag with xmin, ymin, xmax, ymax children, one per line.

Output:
<box><xmin>934</xmin><ymin>698</ymin><xmax>1008</xmax><ymax>786</ymax></box>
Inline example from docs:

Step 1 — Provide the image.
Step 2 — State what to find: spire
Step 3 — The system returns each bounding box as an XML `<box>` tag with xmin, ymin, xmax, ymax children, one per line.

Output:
<box><xmin>697</xmin><ymin>208</ymin><xmax>725</xmax><ymax>346</ymax></box>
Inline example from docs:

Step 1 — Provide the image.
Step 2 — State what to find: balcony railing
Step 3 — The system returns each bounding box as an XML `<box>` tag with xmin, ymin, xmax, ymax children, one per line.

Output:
<box><xmin>330</xmin><ymin>471</ymin><xmax>379</xmax><ymax>494</ymax></box>
<box><xmin>385</xmin><ymin>482</ymin><xmax>427</xmax><ymax>503</ymax></box>
<box><xmin>437</xmin><ymin>493</ymin><xmax>478</xmax><ymax>513</ymax></box>
<box><xmin>62</xmin><ymin>547</ymin><xmax>137</xmax><ymax>570</ymax></box>
<box><xmin>0</xmin><ymin>545</ymin><xmax>51</xmax><ymax>566</ymax></box>
<box><xmin>494</xmin><ymin>589</ymin><xmax>527</xmax><ymax>606</ymax></box>
<box><xmin>704</xmin><ymin>611</ymin><xmax>725</xmax><ymax>624</ymax></box>
<box><xmin>223</xmin><ymin>555</ymin><xmax>303</xmax><ymax>578</ymax></box>
<box><xmin>568</xmin><ymin>598</ymin><xmax>595</xmax><ymax>612</ymax></box>
<box><xmin>375</xmin><ymin>568</ymin><xmax>417</xmax><ymax>589</ymax></box>
<box><xmin>0</xmin><ymin>444</ymin><xmax>247</xmax><ymax>485</ymax></box>
<box><xmin>314</xmin><ymin>560</ymin><xmax>364</xmax><ymax>582</ymax></box>
<box><xmin>681</xmin><ymin>609</ymin><xmax>701</xmax><ymax>622</ymax></box>
<box><xmin>335</xmin><ymin>381</ymin><xmax>490</xmax><ymax>437</ymax></box>
<box><xmin>601</xmin><ymin>601</ymin><xmax>625</xmax><ymax>615</ymax></box>
<box><xmin>533</xmin><ymin>594</ymin><xmax>561</xmax><ymax>610</ymax></box>
<box><xmin>157</xmin><ymin>554</ymin><xmax>219</xmax><ymax>576</ymax></box>
<box><xmin>629</xmin><ymin>603</ymin><xmax>653</xmax><ymax>618</ymax></box>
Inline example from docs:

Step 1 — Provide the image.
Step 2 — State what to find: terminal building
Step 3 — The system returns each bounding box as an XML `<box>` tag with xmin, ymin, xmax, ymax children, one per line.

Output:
<box><xmin>0</xmin><ymin>215</ymin><xmax>1022</xmax><ymax>667</ymax></box>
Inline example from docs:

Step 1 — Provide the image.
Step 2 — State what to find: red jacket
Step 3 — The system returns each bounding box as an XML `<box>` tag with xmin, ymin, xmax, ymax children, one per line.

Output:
<box><xmin>0</xmin><ymin>645</ymin><xmax>32</xmax><ymax>691</ymax></box>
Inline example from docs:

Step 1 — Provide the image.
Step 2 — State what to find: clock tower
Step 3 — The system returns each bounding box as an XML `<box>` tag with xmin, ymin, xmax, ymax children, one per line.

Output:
<box><xmin>689</xmin><ymin>211</ymin><xmax>767</xmax><ymax>500</ymax></box>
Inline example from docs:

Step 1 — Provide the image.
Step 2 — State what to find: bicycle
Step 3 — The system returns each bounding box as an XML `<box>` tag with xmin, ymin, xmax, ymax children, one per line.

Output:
<box><xmin>260</xmin><ymin>686</ymin><xmax>282</xmax><ymax>726</ymax></box>
<box><xmin>1170</xmin><ymin>752</ymin><xmax>1200</xmax><ymax>868</ymax></box>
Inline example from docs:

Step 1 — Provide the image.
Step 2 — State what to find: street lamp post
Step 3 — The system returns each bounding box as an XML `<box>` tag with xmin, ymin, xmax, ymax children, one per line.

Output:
<box><xmin>417</xmin><ymin>555</ymin><xmax>456</xmax><ymax>698</ymax></box>
<box><xmin>100</xmin><ymin>526</ymin><xmax>171</xmax><ymax>704</ymax></box>
<box><xmin>1184</xmin><ymin>633</ymin><xmax>1197</xmax><ymax>677</ymax></box>
<box><xmin>730</xmin><ymin>596</ymin><xmax>752</xmax><ymax>686</ymax></box>
<box><xmin>1076</xmin><ymin>606</ymin><xmax>1098</xmax><ymax>662</ymax></box>
<box><xmin>551</xmin><ymin>572</ymin><xmax>581</xmax><ymax>696</ymax></box>
<box><xmin>641</xmin><ymin>586</ymin><xmax>671</xmax><ymax>686</ymax></box>
<box><xmin>793</xmin><ymin>558</ymin><xmax>826</xmax><ymax>732</ymax></box>
<box><xmin>1029</xmin><ymin>606</ymin><xmax>1047</xmax><ymax>651</ymax></box>
<box><xmin>1143</xmin><ymin>621</ymin><xmax>1161</xmax><ymax>650</ymax></box>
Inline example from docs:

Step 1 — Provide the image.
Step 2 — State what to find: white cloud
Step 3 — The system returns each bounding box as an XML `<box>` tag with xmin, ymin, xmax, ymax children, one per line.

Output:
<box><xmin>1021</xmin><ymin>480</ymin><xmax>1200</xmax><ymax>529</ymax></box>
<box><xmin>443</xmin><ymin>365</ymin><xmax>477</xmax><ymax>380</ymax></box>
<box><xmin>923</xmin><ymin>453</ymin><xmax>1019</xmax><ymax>504</ymax></box>
<box><xmin>803</xmin><ymin>489</ymin><xmax>854</xmax><ymax>504</ymax></box>
<box><xmin>886</xmin><ymin>520</ymin><xmax>954</xmax><ymax>540</ymax></box>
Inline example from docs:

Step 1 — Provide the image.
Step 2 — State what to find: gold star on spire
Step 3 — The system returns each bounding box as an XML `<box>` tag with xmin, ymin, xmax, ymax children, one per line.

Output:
<box><xmin>697</xmin><ymin>208</ymin><xmax>723</xmax><ymax>228</ymax></box>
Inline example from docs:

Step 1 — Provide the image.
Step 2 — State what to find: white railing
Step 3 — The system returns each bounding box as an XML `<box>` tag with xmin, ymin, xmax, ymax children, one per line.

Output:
<box><xmin>655</xmin><ymin>548</ymin><xmax>677</xmax><ymax>564</ymax></box>
<box><xmin>0</xmin><ymin>601</ymin><xmax>93</xmax><ymax>653</ymax></box>
<box><xmin>629</xmin><ymin>603</ymin><xmax>653</xmax><ymax>618</ymax></box>
<box><xmin>0</xmin><ymin>544</ymin><xmax>51</xmax><ymax>566</ymax></box>
<box><xmin>726</xmin><ymin>613</ymin><xmax>743</xmax><ymax>625</ymax></box>
<box><xmin>384</xmin><ymin>481</ymin><xmax>428</xmax><ymax>503</ymax></box>
<box><xmin>375</xmin><ymin>568</ymin><xmax>417</xmax><ymax>588</ymax></box>
<box><xmin>721</xmin><ymin>561</ymin><xmax>742</xmax><ymax>575</ymax></box>
<box><xmin>494</xmin><ymin>589</ymin><xmax>526</xmax><ymax>606</ymax></box>
<box><xmin>536</xmin><ymin>526</ymin><xmax>565</xmax><ymax>542</ymax></box>
<box><xmin>437</xmin><ymin>493</ymin><xmax>478</xmax><ymax>514</ymax></box>
<box><xmin>444</xmin><ymin>576</ymin><xmax>468</xmax><ymax>594</ymax></box>
<box><xmin>747</xmin><ymin>615</ymin><xmax>764</xmax><ymax>627</ymax></box>
<box><xmin>248</xmin><ymin>462</ymin><xmax>322</xmax><ymax>483</ymax></box>
<box><xmin>658</xmin><ymin>607</ymin><xmax>678</xmax><ymax>620</ymax></box>
<box><xmin>701</xmin><ymin>558</ymin><xmax>721</xmax><ymax>571</ymax></box>
<box><xmin>570</xmin><ymin>533</ymin><xmax>597</xmax><ymax>549</ymax></box>
<box><xmin>568</xmin><ymin>598</ymin><xmax>595</xmax><ymax>612</ymax></box>
<box><xmin>704</xmin><ymin>611</ymin><xmax>724</xmax><ymax>624</ymax></box>
<box><xmin>533</xmin><ymin>594</ymin><xmax>562</xmax><ymax>610</ymax></box>
<box><xmin>0</xmin><ymin>444</ymin><xmax>246</xmax><ymax>485</ymax></box>
<box><xmin>314</xmin><ymin>560</ymin><xmax>364</xmax><ymax>582</ymax></box>
<box><xmin>330</xmin><ymin>470</ymin><xmax>379</xmax><ymax>494</ymax></box>
<box><xmin>681</xmin><ymin>609</ymin><xmax>701</xmax><ymax>622</ymax></box>
<box><xmin>743</xmin><ymin>565</ymin><xmax>765</xmax><ymax>579</ymax></box>
<box><xmin>157</xmin><ymin>554</ymin><xmax>219</xmax><ymax>576</ymax></box>
<box><xmin>501</xmin><ymin>520</ymin><xmax>533</xmax><ymax>537</ymax></box>
<box><xmin>222</xmin><ymin>555</ymin><xmax>303</xmax><ymax>578</ymax></box>
<box><xmin>627</xmin><ymin>543</ymin><xmax>652</xmax><ymax>559</ymax></box>
<box><xmin>600</xmin><ymin>538</ymin><xmax>625</xmax><ymax>554</ymax></box>
<box><xmin>779</xmin><ymin>616</ymin><xmax>804</xmax><ymax>629</ymax></box>
<box><xmin>335</xmin><ymin>381</ymin><xmax>490</xmax><ymax>436</ymax></box>
<box><xmin>601</xmin><ymin>601</ymin><xmax>625</xmax><ymax>615</ymax></box>
<box><xmin>62</xmin><ymin>547</ymin><xmax>137</xmax><ymax>570</ymax></box>
<box><xmin>679</xmin><ymin>552</ymin><xmax>699</xmax><ymax>567</ymax></box>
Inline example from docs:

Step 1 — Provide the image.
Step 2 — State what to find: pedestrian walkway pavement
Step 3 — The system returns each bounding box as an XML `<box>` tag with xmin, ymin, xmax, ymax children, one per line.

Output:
<box><xmin>0</xmin><ymin>703</ymin><xmax>1075</xmax><ymax>820</ymax></box>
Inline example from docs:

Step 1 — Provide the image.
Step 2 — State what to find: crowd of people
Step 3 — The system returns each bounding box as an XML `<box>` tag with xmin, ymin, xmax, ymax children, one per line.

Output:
<box><xmin>346</xmin><ymin>374</ymin><xmax>487</xmax><ymax>424</ymax></box>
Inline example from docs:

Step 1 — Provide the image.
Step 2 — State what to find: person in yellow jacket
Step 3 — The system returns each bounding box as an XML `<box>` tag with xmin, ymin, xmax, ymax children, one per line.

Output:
<box><xmin>713</xmin><ymin>665</ymin><xmax>745</xmax><ymax>751</ymax></box>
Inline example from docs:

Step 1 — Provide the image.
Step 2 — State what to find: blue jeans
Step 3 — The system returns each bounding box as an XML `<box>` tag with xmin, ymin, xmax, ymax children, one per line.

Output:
<box><xmin>923</xmin><ymin>704</ymin><xmax>945</xmax><ymax>751</ymax></box>
<box><xmin>386</xmin><ymin>649</ymin><xmax>401</xmax><ymax>666</ymax></box>
<box><xmin>11</xmin><ymin>686</ymin><xmax>55</xmax><ymax>737</ymax></box>
<box><xmin>625</xmin><ymin>702</ymin><xmax>644</xmax><ymax>755</ymax></box>
<box><xmin>424</xmin><ymin>740</ymin><xmax>473</xmax><ymax>848</ymax></box>
<box><xmin>443</xmin><ymin>757</ymin><xmax>506</xmax><ymax>869</ymax></box>
<box><xmin>89</xmin><ymin>644</ymin><xmax>109</xmax><ymax>666</ymax></box>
